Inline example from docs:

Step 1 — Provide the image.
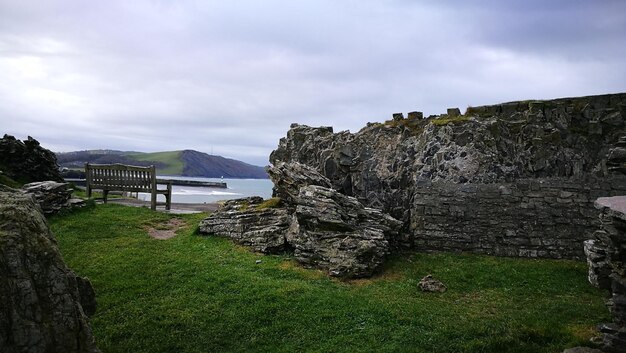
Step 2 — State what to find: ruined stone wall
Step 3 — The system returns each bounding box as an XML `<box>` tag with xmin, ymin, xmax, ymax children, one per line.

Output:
<box><xmin>585</xmin><ymin>196</ymin><xmax>626</xmax><ymax>352</ymax></box>
<box><xmin>410</xmin><ymin>176</ymin><xmax>626</xmax><ymax>260</ymax></box>
<box><xmin>270</xmin><ymin>93</ymin><xmax>626</xmax><ymax>260</ymax></box>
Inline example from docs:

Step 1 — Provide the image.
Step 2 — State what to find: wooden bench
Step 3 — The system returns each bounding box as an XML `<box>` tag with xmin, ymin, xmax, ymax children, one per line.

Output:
<box><xmin>85</xmin><ymin>163</ymin><xmax>172</xmax><ymax>211</ymax></box>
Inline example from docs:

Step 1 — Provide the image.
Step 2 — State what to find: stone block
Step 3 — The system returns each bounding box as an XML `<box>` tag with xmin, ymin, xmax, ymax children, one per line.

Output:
<box><xmin>407</xmin><ymin>111</ymin><xmax>423</xmax><ymax>120</ymax></box>
<box><xmin>447</xmin><ymin>108</ymin><xmax>461</xmax><ymax>117</ymax></box>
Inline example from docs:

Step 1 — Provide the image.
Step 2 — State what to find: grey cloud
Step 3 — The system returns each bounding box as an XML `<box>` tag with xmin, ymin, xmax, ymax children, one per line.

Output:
<box><xmin>1</xmin><ymin>0</ymin><xmax>625</xmax><ymax>167</ymax></box>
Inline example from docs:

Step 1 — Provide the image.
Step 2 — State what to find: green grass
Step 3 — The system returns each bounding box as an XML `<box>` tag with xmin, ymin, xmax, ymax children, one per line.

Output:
<box><xmin>256</xmin><ymin>197</ymin><xmax>282</xmax><ymax>210</ymax></box>
<box><xmin>49</xmin><ymin>205</ymin><xmax>608</xmax><ymax>353</ymax></box>
<box><xmin>126</xmin><ymin>151</ymin><xmax>184</xmax><ymax>175</ymax></box>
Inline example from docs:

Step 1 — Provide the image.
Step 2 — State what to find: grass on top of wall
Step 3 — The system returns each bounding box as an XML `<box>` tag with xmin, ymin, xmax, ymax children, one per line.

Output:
<box><xmin>49</xmin><ymin>204</ymin><xmax>608</xmax><ymax>353</ymax></box>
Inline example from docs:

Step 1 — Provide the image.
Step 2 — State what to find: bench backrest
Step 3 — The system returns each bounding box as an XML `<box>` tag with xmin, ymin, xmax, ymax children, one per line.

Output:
<box><xmin>85</xmin><ymin>163</ymin><xmax>156</xmax><ymax>192</ymax></box>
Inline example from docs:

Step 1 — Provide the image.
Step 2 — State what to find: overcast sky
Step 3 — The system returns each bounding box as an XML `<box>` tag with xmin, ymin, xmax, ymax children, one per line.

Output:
<box><xmin>1</xmin><ymin>0</ymin><xmax>625</xmax><ymax>166</ymax></box>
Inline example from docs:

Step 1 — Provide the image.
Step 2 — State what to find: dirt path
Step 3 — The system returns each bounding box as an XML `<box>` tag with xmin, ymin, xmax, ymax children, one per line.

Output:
<box><xmin>146</xmin><ymin>218</ymin><xmax>187</xmax><ymax>240</ymax></box>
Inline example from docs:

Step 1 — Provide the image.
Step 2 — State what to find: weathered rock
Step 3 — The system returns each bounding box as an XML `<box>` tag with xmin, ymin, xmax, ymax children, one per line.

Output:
<box><xmin>267</xmin><ymin>162</ymin><xmax>332</xmax><ymax>205</ymax></box>
<box><xmin>287</xmin><ymin>185</ymin><xmax>401</xmax><ymax>278</ymax></box>
<box><xmin>22</xmin><ymin>181</ymin><xmax>84</xmax><ymax>215</ymax></box>
<box><xmin>0</xmin><ymin>190</ymin><xmax>99</xmax><ymax>353</ymax></box>
<box><xmin>198</xmin><ymin>198</ymin><xmax>291</xmax><ymax>253</ymax></box>
<box><xmin>418</xmin><ymin>275</ymin><xmax>447</xmax><ymax>293</ymax></box>
<box><xmin>0</xmin><ymin>134</ymin><xmax>63</xmax><ymax>184</ymax></box>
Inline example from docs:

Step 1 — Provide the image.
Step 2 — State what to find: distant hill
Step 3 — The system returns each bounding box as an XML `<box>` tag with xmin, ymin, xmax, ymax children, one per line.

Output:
<box><xmin>56</xmin><ymin>149</ymin><xmax>268</xmax><ymax>179</ymax></box>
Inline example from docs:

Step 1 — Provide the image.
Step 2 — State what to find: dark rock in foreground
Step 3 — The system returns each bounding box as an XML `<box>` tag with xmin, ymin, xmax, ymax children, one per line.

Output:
<box><xmin>0</xmin><ymin>189</ymin><xmax>99</xmax><ymax>353</ymax></box>
<box><xmin>199</xmin><ymin>162</ymin><xmax>401</xmax><ymax>278</ymax></box>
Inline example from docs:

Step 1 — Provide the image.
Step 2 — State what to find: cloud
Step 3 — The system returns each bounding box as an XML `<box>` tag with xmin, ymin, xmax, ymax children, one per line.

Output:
<box><xmin>1</xmin><ymin>0</ymin><xmax>625</xmax><ymax>166</ymax></box>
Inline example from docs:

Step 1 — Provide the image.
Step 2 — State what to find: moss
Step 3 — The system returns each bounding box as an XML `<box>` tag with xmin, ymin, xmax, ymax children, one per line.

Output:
<box><xmin>255</xmin><ymin>197</ymin><xmax>282</xmax><ymax>210</ymax></box>
<box><xmin>238</xmin><ymin>201</ymin><xmax>250</xmax><ymax>211</ymax></box>
<box><xmin>383</xmin><ymin>116</ymin><xmax>427</xmax><ymax>136</ymax></box>
<box><xmin>431</xmin><ymin>115</ymin><xmax>471</xmax><ymax>126</ymax></box>
<box><xmin>465</xmin><ymin>106</ymin><xmax>494</xmax><ymax>119</ymax></box>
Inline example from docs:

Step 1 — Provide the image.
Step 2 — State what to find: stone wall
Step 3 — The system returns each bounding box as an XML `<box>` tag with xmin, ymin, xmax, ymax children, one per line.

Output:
<box><xmin>584</xmin><ymin>196</ymin><xmax>626</xmax><ymax>352</ymax></box>
<box><xmin>410</xmin><ymin>176</ymin><xmax>626</xmax><ymax>259</ymax></box>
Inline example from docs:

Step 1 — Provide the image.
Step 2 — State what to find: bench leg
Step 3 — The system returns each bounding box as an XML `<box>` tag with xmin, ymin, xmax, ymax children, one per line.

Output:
<box><xmin>103</xmin><ymin>190</ymin><xmax>109</xmax><ymax>204</ymax></box>
<box><xmin>151</xmin><ymin>191</ymin><xmax>157</xmax><ymax>211</ymax></box>
<box><xmin>166</xmin><ymin>183</ymin><xmax>172</xmax><ymax>211</ymax></box>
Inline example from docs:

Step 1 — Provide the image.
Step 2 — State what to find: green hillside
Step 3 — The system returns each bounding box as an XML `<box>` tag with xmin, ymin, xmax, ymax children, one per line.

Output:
<box><xmin>126</xmin><ymin>151</ymin><xmax>184</xmax><ymax>175</ymax></box>
<box><xmin>56</xmin><ymin>149</ymin><xmax>268</xmax><ymax>178</ymax></box>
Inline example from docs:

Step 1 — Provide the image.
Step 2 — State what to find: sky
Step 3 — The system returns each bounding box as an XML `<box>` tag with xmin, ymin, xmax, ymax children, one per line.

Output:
<box><xmin>1</xmin><ymin>0</ymin><xmax>625</xmax><ymax>167</ymax></box>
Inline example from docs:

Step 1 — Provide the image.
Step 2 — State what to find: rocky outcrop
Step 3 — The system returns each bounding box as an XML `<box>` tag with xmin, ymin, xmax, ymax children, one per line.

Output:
<box><xmin>0</xmin><ymin>135</ymin><xmax>63</xmax><ymax>184</ymax></box>
<box><xmin>585</xmin><ymin>196</ymin><xmax>626</xmax><ymax>353</ymax></box>
<box><xmin>0</xmin><ymin>189</ymin><xmax>99</xmax><ymax>353</ymax></box>
<box><xmin>22</xmin><ymin>181</ymin><xmax>85</xmax><ymax>215</ymax></box>
<box><xmin>199</xmin><ymin>162</ymin><xmax>401</xmax><ymax>278</ymax></box>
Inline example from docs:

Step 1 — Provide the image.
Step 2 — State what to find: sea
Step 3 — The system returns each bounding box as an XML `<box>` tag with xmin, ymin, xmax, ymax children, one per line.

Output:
<box><xmin>136</xmin><ymin>177</ymin><xmax>274</xmax><ymax>204</ymax></box>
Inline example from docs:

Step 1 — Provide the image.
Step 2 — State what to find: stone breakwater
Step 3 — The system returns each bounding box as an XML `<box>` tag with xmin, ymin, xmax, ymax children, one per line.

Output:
<box><xmin>270</xmin><ymin>93</ymin><xmax>626</xmax><ymax>259</ymax></box>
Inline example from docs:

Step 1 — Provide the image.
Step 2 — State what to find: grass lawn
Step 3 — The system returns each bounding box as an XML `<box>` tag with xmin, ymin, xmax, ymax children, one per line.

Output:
<box><xmin>49</xmin><ymin>204</ymin><xmax>608</xmax><ymax>353</ymax></box>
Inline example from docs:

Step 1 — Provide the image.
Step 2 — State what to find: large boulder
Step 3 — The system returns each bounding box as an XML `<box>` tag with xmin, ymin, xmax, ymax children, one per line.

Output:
<box><xmin>287</xmin><ymin>185</ymin><xmax>401</xmax><ymax>278</ymax></box>
<box><xmin>0</xmin><ymin>135</ymin><xmax>63</xmax><ymax>184</ymax></box>
<box><xmin>0</xmin><ymin>189</ymin><xmax>99</xmax><ymax>353</ymax></box>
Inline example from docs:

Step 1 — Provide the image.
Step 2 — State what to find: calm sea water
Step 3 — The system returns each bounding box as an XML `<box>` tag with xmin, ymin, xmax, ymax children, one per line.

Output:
<box><xmin>137</xmin><ymin>177</ymin><xmax>274</xmax><ymax>204</ymax></box>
